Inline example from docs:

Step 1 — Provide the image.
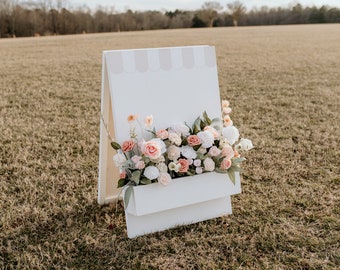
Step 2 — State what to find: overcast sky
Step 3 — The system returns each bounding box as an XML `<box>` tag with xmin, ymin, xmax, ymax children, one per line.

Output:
<box><xmin>70</xmin><ymin>0</ymin><xmax>340</xmax><ymax>11</ymax></box>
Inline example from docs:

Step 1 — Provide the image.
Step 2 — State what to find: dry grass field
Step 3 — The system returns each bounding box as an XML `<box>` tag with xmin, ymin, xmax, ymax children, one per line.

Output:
<box><xmin>1</xmin><ymin>24</ymin><xmax>339</xmax><ymax>269</ymax></box>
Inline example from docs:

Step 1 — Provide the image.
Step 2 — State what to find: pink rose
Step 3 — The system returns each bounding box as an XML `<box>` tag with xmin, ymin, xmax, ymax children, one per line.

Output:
<box><xmin>193</xmin><ymin>159</ymin><xmax>201</xmax><ymax>167</ymax></box>
<box><xmin>158</xmin><ymin>172</ymin><xmax>172</xmax><ymax>186</ymax></box>
<box><xmin>220</xmin><ymin>158</ymin><xmax>232</xmax><ymax>170</ymax></box>
<box><xmin>141</xmin><ymin>139</ymin><xmax>165</xmax><ymax>159</ymax></box>
<box><xmin>119</xmin><ymin>171</ymin><xmax>126</xmax><ymax>179</ymax></box>
<box><xmin>208</xmin><ymin>146</ymin><xmax>221</xmax><ymax>157</ymax></box>
<box><xmin>131</xmin><ymin>155</ymin><xmax>142</xmax><ymax>163</ymax></box>
<box><xmin>221</xmin><ymin>145</ymin><xmax>234</xmax><ymax>160</ymax></box>
<box><xmin>121</xmin><ymin>140</ymin><xmax>134</xmax><ymax>152</ymax></box>
<box><xmin>195</xmin><ymin>167</ymin><xmax>203</xmax><ymax>174</ymax></box>
<box><xmin>187</xmin><ymin>135</ymin><xmax>201</xmax><ymax>146</ymax></box>
<box><xmin>156</xmin><ymin>129</ymin><xmax>169</xmax><ymax>140</ymax></box>
<box><xmin>177</xmin><ymin>158</ymin><xmax>189</xmax><ymax>173</ymax></box>
<box><xmin>136</xmin><ymin>161</ymin><xmax>145</xmax><ymax>169</ymax></box>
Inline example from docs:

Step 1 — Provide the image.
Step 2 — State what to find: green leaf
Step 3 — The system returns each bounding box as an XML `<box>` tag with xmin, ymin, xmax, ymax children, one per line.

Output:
<box><xmin>227</xmin><ymin>170</ymin><xmax>236</xmax><ymax>185</ymax></box>
<box><xmin>193</xmin><ymin>144</ymin><xmax>202</xmax><ymax>151</ymax></box>
<box><xmin>111</xmin><ymin>142</ymin><xmax>121</xmax><ymax>150</ymax></box>
<box><xmin>200</xmin><ymin>119</ymin><xmax>206</xmax><ymax>130</ymax></box>
<box><xmin>131</xmin><ymin>171</ymin><xmax>141</xmax><ymax>185</ymax></box>
<box><xmin>146</xmin><ymin>129</ymin><xmax>157</xmax><ymax>137</ymax></box>
<box><xmin>192</xmin><ymin>116</ymin><xmax>202</xmax><ymax>134</ymax></box>
<box><xmin>184</xmin><ymin>122</ymin><xmax>193</xmax><ymax>134</ymax></box>
<box><xmin>117</xmin><ymin>178</ymin><xmax>126</xmax><ymax>188</ymax></box>
<box><xmin>124</xmin><ymin>186</ymin><xmax>133</xmax><ymax>209</ymax></box>
<box><xmin>203</xmin><ymin>111</ymin><xmax>212</xmax><ymax>125</ymax></box>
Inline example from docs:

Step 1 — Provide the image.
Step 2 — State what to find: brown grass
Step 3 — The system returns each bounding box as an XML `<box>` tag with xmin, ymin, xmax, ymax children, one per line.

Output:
<box><xmin>1</xmin><ymin>24</ymin><xmax>339</xmax><ymax>269</ymax></box>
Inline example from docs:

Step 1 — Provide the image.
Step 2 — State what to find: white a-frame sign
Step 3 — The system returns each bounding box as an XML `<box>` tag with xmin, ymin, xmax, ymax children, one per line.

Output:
<box><xmin>98</xmin><ymin>46</ymin><xmax>241</xmax><ymax>237</ymax></box>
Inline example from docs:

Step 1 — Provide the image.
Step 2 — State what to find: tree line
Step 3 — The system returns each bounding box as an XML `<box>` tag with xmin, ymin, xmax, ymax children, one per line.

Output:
<box><xmin>0</xmin><ymin>0</ymin><xmax>339</xmax><ymax>38</ymax></box>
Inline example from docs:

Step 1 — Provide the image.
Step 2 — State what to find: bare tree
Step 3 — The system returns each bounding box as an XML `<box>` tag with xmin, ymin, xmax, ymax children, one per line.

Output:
<box><xmin>200</xmin><ymin>1</ymin><xmax>223</xmax><ymax>27</ymax></box>
<box><xmin>227</xmin><ymin>1</ymin><xmax>246</xmax><ymax>26</ymax></box>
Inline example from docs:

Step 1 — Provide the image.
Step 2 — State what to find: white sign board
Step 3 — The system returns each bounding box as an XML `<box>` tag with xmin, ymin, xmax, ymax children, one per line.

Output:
<box><xmin>98</xmin><ymin>46</ymin><xmax>241</xmax><ymax>237</ymax></box>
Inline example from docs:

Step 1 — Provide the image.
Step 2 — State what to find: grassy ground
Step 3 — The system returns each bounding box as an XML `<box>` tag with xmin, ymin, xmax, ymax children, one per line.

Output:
<box><xmin>1</xmin><ymin>24</ymin><xmax>339</xmax><ymax>269</ymax></box>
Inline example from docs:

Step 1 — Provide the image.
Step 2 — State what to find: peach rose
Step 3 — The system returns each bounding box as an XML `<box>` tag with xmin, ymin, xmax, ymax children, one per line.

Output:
<box><xmin>145</xmin><ymin>115</ymin><xmax>153</xmax><ymax>128</ymax></box>
<box><xmin>223</xmin><ymin>107</ymin><xmax>232</xmax><ymax>114</ymax></box>
<box><xmin>127</xmin><ymin>114</ymin><xmax>138</xmax><ymax>123</ymax></box>
<box><xmin>223</xmin><ymin>115</ymin><xmax>233</xmax><ymax>127</ymax></box>
<box><xmin>221</xmin><ymin>145</ymin><xmax>234</xmax><ymax>160</ymax></box>
<box><xmin>222</xmin><ymin>100</ymin><xmax>230</xmax><ymax>108</ymax></box>
<box><xmin>187</xmin><ymin>135</ymin><xmax>201</xmax><ymax>146</ymax></box>
<box><xmin>177</xmin><ymin>158</ymin><xmax>189</xmax><ymax>173</ymax></box>
<box><xmin>167</xmin><ymin>145</ymin><xmax>181</xmax><ymax>161</ymax></box>
<box><xmin>220</xmin><ymin>158</ymin><xmax>232</xmax><ymax>170</ymax></box>
<box><xmin>158</xmin><ymin>172</ymin><xmax>172</xmax><ymax>186</ymax></box>
<box><xmin>121</xmin><ymin>140</ymin><xmax>134</xmax><ymax>152</ymax></box>
<box><xmin>203</xmin><ymin>157</ymin><xmax>215</xmax><ymax>172</ymax></box>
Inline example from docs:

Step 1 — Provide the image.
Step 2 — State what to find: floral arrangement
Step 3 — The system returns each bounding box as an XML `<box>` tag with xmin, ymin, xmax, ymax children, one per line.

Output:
<box><xmin>110</xmin><ymin>100</ymin><xmax>253</xmax><ymax>206</ymax></box>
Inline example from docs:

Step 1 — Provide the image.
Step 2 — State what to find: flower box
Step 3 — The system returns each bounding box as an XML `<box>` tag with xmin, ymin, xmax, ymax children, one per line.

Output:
<box><xmin>124</xmin><ymin>172</ymin><xmax>241</xmax><ymax>238</ymax></box>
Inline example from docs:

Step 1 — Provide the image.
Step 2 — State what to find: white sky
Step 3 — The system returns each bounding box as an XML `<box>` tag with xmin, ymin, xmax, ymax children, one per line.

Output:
<box><xmin>69</xmin><ymin>0</ymin><xmax>340</xmax><ymax>12</ymax></box>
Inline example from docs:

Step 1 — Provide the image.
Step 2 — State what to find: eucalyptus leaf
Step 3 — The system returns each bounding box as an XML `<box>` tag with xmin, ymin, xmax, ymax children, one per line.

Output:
<box><xmin>111</xmin><ymin>142</ymin><xmax>121</xmax><ymax>150</ymax></box>
<box><xmin>131</xmin><ymin>171</ymin><xmax>141</xmax><ymax>185</ymax></box>
<box><xmin>215</xmin><ymin>168</ymin><xmax>227</xmax><ymax>174</ymax></box>
<box><xmin>124</xmin><ymin>186</ymin><xmax>133</xmax><ymax>209</ymax></box>
<box><xmin>232</xmin><ymin>157</ymin><xmax>246</xmax><ymax>164</ymax></box>
<box><xmin>140</xmin><ymin>178</ymin><xmax>152</xmax><ymax>185</ymax></box>
<box><xmin>227</xmin><ymin>170</ymin><xmax>236</xmax><ymax>185</ymax></box>
<box><xmin>126</xmin><ymin>169</ymin><xmax>132</xmax><ymax>179</ymax></box>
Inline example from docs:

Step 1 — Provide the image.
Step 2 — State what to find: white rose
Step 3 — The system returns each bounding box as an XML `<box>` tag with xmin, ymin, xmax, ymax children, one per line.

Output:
<box><xmin>168</xmin><ymin>132</ymin><xmax>182</xmax><ymax>146</ymax></box>
<box><xmin>222</xmin><ymin>126</ymin><xmax>239</xmax><ymax>145</ymax></box>
<box><xmin>144</xmin><ymin>166</ymin><xmax>160</xmax><ymax>180</ymax></box>
<box><xmin>157</xmin><ymin>162</ymin><xmax>168</xmax><ymax>173</ymax></box>
<box><xmin>235</xmin><ymin>138</ymin><xmax>253</xmax><ymax>151</ymax></box>
<box><xmin>172</xmin><ymin>123</ymin><xmax>190</xmax><ymax>136</ymax></box>
<box><xmin>181</xmin><ymin>146</ymin><xmax>197</xmax><ymax>159</ymax></box>
<box><xmin>167</xmin><ymin>145</ymin><xmax>181</xmax><ymax>161</ymax></box>
<box><xmin>197</xmin><ymin>130</ymin><xmax>214</xmax><ymax>148</ymax></box>
<box><xmin>113</xmin><ymin>151</ymin><xmax>127</xmax><ymax>167</ymax></box>
<box><xmin>204</xmin><ymin>126</ymin><xmax>220</xmax><ymax>139</ymax></box>
<box><xmin>203</xmin><ymin>157</ymin><xmax>215</xmax><ymax>172</ymax></box>
<box><xmin>158</xmin><ymin>172</ymin><xmax>172</xmax><ymax>186</ymax></box>
<box><xmin>168</xmin><ymin>162</ymin><xmax>181</xmax><ymax>172</ymax></box>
